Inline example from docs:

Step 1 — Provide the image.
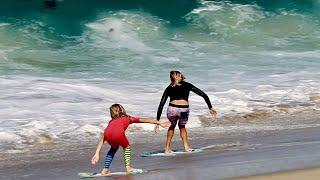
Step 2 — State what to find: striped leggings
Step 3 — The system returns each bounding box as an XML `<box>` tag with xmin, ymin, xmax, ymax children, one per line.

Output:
<box><xmin>104</xmin><ymin>146</ymin><xmax>132</xmax><ymax>168</ymax></box>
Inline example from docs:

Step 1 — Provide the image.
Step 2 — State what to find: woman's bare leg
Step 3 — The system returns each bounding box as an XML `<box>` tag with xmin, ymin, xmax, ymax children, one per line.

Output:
<box><xmin>164</xmin><ymin>124</ymin><xmax>176</xmax><ymax>153</ymax></box>
<box><xmin>178</xmin><ymin>125</ymin><xmax>191</xmax><ymax>152</ymax></box>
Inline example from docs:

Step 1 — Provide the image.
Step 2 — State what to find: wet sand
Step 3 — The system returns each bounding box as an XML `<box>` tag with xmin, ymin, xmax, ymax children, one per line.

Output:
<box><xmin>239</xmin><ymin>166</ymin><xmax>320</xmax><ymax>180</ymax></box>
<box><xmin>1</xmin><ymin>110</ymin><xmax>320</xmax><ymax>180</ymax></box>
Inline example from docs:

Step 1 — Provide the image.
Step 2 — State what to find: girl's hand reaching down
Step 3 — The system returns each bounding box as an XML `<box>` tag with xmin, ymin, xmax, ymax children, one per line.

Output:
<box><xmin>91</xmin><ymin>153</ymin><xmax>99</xmax><ymax>165</ymax></box>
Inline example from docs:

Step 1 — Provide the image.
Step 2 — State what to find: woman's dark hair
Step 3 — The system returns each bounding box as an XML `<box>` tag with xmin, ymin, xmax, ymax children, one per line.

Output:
<box><xmin>170</xmin><ymin>70</ymin><xmax>185</xmax><ymax>86</ymax></box>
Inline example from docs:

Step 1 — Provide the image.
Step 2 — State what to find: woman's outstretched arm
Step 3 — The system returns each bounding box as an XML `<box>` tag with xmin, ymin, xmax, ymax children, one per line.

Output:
<box><xmin>190</xmin><ymin>84</ymin><xmax>212</xmax><ymax>109</ymax></box>
<box><xmin>156</xmin><ymin>87</ymin><xmax>169</xmax><ymax>121</ymax></box>
<box><xmin>190</xmin><ymin>83</ymin><xmax>217</xmax><ymax>117</ymax></box>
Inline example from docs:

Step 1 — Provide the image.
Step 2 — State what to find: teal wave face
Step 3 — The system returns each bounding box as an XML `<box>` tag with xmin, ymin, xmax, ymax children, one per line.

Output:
<box><xmin>0</xmin><ymin>0</ymin><xmax>319</xmax><ymax>38</ymax></box>
<box><xmin>0</xmin><ymin>0</ymin><xmax>199</xmax><ymax>36</ymax></box>
<box><xmin>0</xmin><ymin>0</ymin><xmax>320</xmax><ymax>81</ymax></box>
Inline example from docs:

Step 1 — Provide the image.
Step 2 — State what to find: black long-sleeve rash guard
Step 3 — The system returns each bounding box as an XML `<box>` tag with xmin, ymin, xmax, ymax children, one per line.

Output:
<box><xmin>156</xmin><ymin>81</ymin><xmax>213</xmax><ymax>120</ymax></box>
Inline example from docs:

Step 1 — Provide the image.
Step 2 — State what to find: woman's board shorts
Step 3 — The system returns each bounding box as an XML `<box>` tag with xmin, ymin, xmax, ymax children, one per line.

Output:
<box><xmin>166</xmin><ymin>103</ymin><xmax>190</xmax><ymax>126</ymax></box>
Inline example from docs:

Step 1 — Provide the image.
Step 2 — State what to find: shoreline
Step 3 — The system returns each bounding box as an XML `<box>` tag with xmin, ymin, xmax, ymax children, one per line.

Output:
<box><xmin>1</xmin><ymin>109</ymin><xmax>320</xmax><ymax>179</ymax></box>
<box><xmin>2</xmin><ymin>126</ymin><xmax>320</xmax><ymax>179</ymax></box>
<box><xmin>1</xmin><ymin>106</ymin><xmax>320</xmax><ymax>154</ymax></box>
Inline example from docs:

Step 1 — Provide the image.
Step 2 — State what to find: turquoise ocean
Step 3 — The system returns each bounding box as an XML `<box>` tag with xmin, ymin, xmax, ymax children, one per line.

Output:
<box><xmin>0</xmin><ymin>0</ymin><xmax>320</xmax><ymax>150</ymax></box>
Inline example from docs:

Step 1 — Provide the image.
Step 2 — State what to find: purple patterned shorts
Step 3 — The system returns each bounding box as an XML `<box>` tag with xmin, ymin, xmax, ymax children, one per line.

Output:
<box><xmin>166</xmin><ymin>104</ymin><xmax>190</xmax><ymax>126</ymax></box>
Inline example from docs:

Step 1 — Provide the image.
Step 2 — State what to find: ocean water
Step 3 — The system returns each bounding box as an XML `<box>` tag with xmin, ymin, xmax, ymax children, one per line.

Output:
<box><xmin>0</xmin><ymin>0</ymin><xmax>320</xmax><ymax>149</ymax></box>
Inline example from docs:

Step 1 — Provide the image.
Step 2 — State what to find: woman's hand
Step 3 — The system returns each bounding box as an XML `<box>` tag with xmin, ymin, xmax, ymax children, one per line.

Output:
<box><xmin>159</xmin><ymin>119</ymin><xmax>171</xmax><ymax>128</ymax></box>
<box><xmin>154</xmin><ymin>124</ymin><xmax>160</xmax><ymax>133</ymax></box>
<box><xmin>91</xmin><ymin>153</ymin><xmax>99</xmax><ymax>165</ymax></box>
<box><xmin>210</xmin><ymin>108</ymin><xmax>217</xmax><ymax>118</ymax></box>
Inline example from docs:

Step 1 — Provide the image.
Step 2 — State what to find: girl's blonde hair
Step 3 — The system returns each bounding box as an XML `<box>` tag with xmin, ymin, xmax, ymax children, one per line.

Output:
<box><xmin>170</xmin><ymin>70</ymin><xmax>185</xmax><ymax>87</ymax></box>
<box><xmin>109</xmin><ymin>104</ymin><xmax>128</xmax><ymax>118</ymax></box>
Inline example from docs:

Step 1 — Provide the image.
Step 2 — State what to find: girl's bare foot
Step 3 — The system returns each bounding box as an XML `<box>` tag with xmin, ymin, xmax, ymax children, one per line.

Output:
<box><xmin>126</xmin><ymin>165</ymin><xmax>134</xmax><ymax>172</ymax></box>
<box><xmin>126</xmin><ymin>166</ymin><xmax>144</xmax><ymax>174</ymax></box>
<box><xmin>101</xmin><ymin>168</ymin><xmax>109</xmax><ymax>175</ymax></box>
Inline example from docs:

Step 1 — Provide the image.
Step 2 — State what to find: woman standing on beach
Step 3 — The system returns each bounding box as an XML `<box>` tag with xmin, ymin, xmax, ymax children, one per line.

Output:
<box><xmin>155</xmin><ymin>70</ymin><xmax>217</xmax><ymax>154</ymax></box>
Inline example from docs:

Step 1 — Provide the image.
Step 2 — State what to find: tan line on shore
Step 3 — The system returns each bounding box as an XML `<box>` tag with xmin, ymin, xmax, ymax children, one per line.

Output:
<box><xmin>238</xmin><ymin>166</ymin><xmax>320</xmax><ymax>180</ymax></box>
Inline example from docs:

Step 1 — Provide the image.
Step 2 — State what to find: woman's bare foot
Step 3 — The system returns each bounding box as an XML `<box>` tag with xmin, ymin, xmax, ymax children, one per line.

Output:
<box><xmin>101</xmin><ymin>168</ymin><xmax>110</xmax><ymax>175</ymax></box>
<box><xmin>184</xmin><ymin>148</ymin><xmax>192</xmax><ymax>152</ymax></box>
<box><xmin>164</xmin><ymin>148</ymin><xmax>173</xmax><ymax>154</ymax></box>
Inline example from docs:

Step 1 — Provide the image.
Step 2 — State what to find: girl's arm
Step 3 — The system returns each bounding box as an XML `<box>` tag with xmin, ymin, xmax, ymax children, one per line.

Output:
<box><xmin>95</xmin><ymin>133</ymin><xmax>104</xmax><ymax>154</ymax></box>
<box><xmin>91</xmin><ymin>133</ymin><xmax>104</xmax><ymax>165</ymax></box>
<box><xmin>138</xmin><ymin>117</ymin><xmax>170</xmax><ymax>128</ymax></box>
<box><xmin>139</xmin><ymin>118</ymin><xmax>161</xmax><ymax>124</ymax></box>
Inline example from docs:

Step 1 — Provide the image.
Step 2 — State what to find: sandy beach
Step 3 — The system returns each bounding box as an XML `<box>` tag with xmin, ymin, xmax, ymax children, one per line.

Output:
<box><xmin>239</xmin><ymin>167</ymin><xmax>320</xmax><ymax>180</ymax></box>
<box><xmin>1</xmin><ymin>110</ymin><xmax>320</xmax><ymax>180</ymax></box>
